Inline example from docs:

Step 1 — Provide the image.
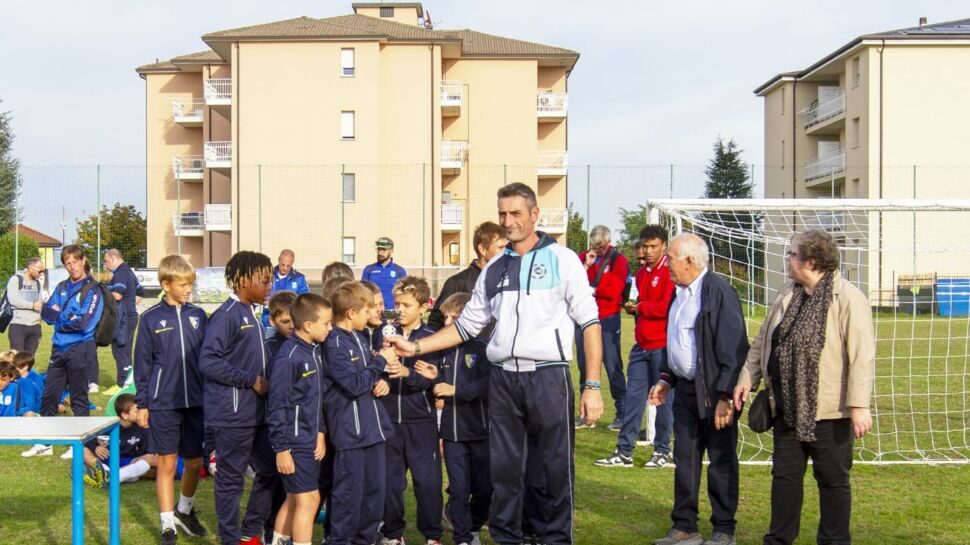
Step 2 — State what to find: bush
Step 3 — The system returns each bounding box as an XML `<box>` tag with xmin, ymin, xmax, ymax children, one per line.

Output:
<box><xmin>0</xmin><ymin>232</ymin><xmax>40</xmax><ymax>281</ymax></box>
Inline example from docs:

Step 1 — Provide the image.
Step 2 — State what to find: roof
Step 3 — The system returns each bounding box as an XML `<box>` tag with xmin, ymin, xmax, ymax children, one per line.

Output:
<box><xmin>136</xmin><ymin>50</ymin><xmax>226</xmax><ymax>74</ymax></box>
<box><xmin>755</xmin><ymin>18</ymin><xmax>970</xmax><ymax>95</ymax></box>
<box><xmin>10</xmin><ymin>224</ymin><xmax>61</xmax><ymax>247</ymax></box>
<box><xmin>352</xmin><ymin>2</ymin><xmax>424</xmax><ymax>16</ymax></box>
<box><xmin>437</xmin><ymin>29</ymin><xmax>578</xmax><ymax>57</ymax></box>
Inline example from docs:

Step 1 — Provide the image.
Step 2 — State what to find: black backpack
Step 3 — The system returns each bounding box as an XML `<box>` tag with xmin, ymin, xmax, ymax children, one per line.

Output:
<box><xmin>0</xmin><ymin>274</ymin><xmax>24</xmax><ymax>333</ymax></box>
<box><xmin>76</xmin><ymin>280</ymin><xmax>118</xmax><ymax>347</ymax></box>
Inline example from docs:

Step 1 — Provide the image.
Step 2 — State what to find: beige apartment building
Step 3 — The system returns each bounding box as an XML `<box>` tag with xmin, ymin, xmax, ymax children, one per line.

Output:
<box><xmin>137</xmin><ymin>2</ymin><xmax>576</xmax><ymax>272</ymax></box>
<box><xmin>755</xmin><ymin>17</ymin><xmax>970</xmax><ymax>302</ymax></box>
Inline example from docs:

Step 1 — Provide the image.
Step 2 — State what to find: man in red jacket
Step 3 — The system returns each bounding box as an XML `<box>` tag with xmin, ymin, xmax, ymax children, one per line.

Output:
<box><xmin>575</xmin><ymin>225</ymin><xmax>629</xmax><ymax>431</ymax></box>
<box><xmin>595</xmin><ymin>225</ymin><xmax>676</xmax><ymax>468</ymax></box>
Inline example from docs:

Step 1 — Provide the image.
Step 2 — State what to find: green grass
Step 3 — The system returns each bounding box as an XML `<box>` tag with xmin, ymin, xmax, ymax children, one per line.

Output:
<box><xmin>2</xmin><ymin>317</ymin><xmax>969</xmax><ymax>544</ymax></box>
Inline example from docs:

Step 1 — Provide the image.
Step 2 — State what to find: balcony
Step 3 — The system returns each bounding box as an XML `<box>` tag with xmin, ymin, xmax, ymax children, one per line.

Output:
<box><xmin>538</xmin><ymin>150</ymin><xmax>568</xmax><ymax>178</ymax></box>
<box><xmin>802</xmin><ymin>89</ymin><xmax>845</xmax><ymax>134</ymax></box>
<box><xmin>204</xmin><ymin>78</ymin><xmax>231</xmax><ymax>116</ymax></box>
<box><xmin>537</xmin><ymin>208</ymin><xmax>568</xmax><ymax>234</ymax></box>
<box><xmin>441</xmin><ymin>80</ymin><xmax>462</xmax><ymax>117</ymax></box>
<box><xmin>441</xmin><ymin>140</ymin><xmax>468</xmax><ymax>174</ymax></box>
<box><xmin>204</xmin><ymin>141</ymin><xmax>231</xmax><ymax>169</ymax></box>
<box><xmin>204</xmin><ymin>204</ymin><xmax>232</xmax><ymax>231</ymax></box>
<box><xmin>537</xmin><ymin>92</ymin><xmax>567</xmax><ymax>121</ymax></box>
<box><xmin>172</xmin><ymin>155</ymin><xmax>204</xmax><ymax>181</ymax></box>
<box><xmin>803</xmin><ymin>211</ymin><xmax>846</xmax><ymax>234</ymax></box>
<box><xmin>173</xmin><ymin>212</ymin><xmax>204</xmax><ymax>237</ymax></box>
<box><xmin>172</xmin><ymin>98</ymin><xmax>204</xmax><ymax>127</ymax></box>
<box><xmin>804</xmin><ymin>151</ymin><xmax>845</xmax><ymax>184</ymax></box>
<box><xmin>441</xmin><ymin>203</ymin><xmax>463</xmax><ymax>232</ymax></box>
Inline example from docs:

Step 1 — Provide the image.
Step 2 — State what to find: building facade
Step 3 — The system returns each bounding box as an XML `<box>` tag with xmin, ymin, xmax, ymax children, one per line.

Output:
<box><xmin>137</xmin><ymin>2</ymin><xmax>577</xmax><ymax>272</ymax></box>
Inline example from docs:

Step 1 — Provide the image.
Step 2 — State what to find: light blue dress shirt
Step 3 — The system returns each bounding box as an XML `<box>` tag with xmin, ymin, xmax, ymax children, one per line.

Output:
<box><xmin>666</xmin><ymin>267</ymin><xmax>708</xmax><ymax>380</ymax></box>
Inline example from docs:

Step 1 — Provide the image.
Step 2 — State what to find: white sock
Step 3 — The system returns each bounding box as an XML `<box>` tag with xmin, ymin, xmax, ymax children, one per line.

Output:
<box><xmin>160</xmin><ymin>511</ymin><xmax>176</xmax><ymax>531</ymax></box>
<box><xmin>176</xmin><ymin>494</ymin><xmax>195</xmax><ymax>515</ymax></box>
<box><xmin>273</xmin><ymin>532</ymin><xmax>291</xmax><ymax>545</ymax></box>
<box><xmin>293</xmin><ymin>542</ymin><xmax>310</xmax><ymax>545</ymax></box>
<box><xmin>119</xmin><ymin>459</ymin><xmax>150</xmax><ymax>482</ymax></box>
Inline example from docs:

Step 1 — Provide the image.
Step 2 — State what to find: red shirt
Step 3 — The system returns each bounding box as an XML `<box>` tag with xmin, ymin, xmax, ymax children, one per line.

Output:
<box><xmin>634</xmin><ymin>255</ymin><xmax>675</xmax><ymax>350</ymax></box>
<box><xmin>579</xmin><ymin>246</ymin><xmax>629</xmax><ymax>319</ymax></box>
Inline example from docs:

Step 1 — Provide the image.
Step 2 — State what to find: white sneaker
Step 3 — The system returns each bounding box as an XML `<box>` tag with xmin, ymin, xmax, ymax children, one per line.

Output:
<box><xmin>21</xmin><ymin>444</ymin><xmax>52</xmax><ymax>457</ymax></box>
<box><xmin>88</xmin><ymin>383</ymin><xmax>99</xmax><ymax>394</ymax></box>
<box><xmin>470</xmin><ymin>532</ymin><xmax>481</xmax><ymax>545</ymax></box>
<box><xmin>60</xmin><ymin>446</ymin><xmax>75</xmax><ymax>459</ymax></box>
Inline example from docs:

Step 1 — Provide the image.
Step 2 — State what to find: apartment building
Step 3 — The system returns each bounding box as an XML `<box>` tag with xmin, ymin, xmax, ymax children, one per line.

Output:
<box><xmin>755</xmin><ymin>17</ymin><xmax>970</xmax><ymax>301</ymax></box>
<box><xmin>136</xmin><ymin>2</ymin><xmax>577</xmax><ymax>272</ymax></box>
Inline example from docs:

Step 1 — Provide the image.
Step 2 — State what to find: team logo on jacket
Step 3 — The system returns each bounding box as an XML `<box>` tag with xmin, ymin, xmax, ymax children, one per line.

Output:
<box><xmin>291</xmin><ymin>281</ymin><xmax>297</xmax><ymax>289</ymax></box>
<box><xmin>189</xmin><ymin>317</ymin><xmax>200</xmax><ymax>329</ymax></box>
<box><xmin>652</xmin><ymin>276</ymin><xmax>659</xmax><ymax>287</ymax></box>
<box><xmin>467</xmin><ymin>354</ymin><xmax>477</xmax><ymax>368</ymax></box>
<box><xmin>243</xmin><ymin>316</ymin><xmax>249</xmax><ymax>325</ymax></box>
<box><xmin>390</xmin><ymin>271</ymin><xmax>397</xmax><ymax>278</ymax></box>
<box><xmin>159</xmin><ymin>320</ymin><xmax>167</xmax><ymax>328</ymax></box>
<box><xmin>531</xmin><ymin>264</ymin><xmax>547</xmax><ymax>280</ymax></box>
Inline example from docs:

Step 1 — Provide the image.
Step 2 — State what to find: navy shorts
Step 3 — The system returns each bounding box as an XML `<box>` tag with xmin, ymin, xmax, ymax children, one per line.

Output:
<box><xmin>281</xmin><ymin>448</ymin><xmax>321</xmax><ymax>494</ymax></box>
<box><xmin>149</xmin><ymin>407</ymin><xmax>205</xmax><ymax>458</ymax></box>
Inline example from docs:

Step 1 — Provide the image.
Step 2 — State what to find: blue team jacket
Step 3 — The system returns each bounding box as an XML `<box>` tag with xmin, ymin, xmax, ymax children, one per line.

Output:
<box><xmin>439</xmin><ymin>337</ymin><xmax>491</xmax><ymax>442</ymax></box>
<box><xmin>0</xmin><ymin>382</ymin><xmax>19</xmax><ymax>417</ymax></box>
<box><xmin>268</xmin><ymin>335</ymin><xmax>327</xmax><ymax>452</ymax></box>
<box><xmin>261</xmin><ymin>268</ymin><xmax>310</xmax><ymax>327</ymax></box>
<box><xmin>322</xmin><ymin>327</ymin><xmax>393</xmax><ymax>451</ymax></box>
<box><xmin>200</xmin><ymin>296</ymin><xmax>270</xmax><ymax>428</ymax></box>
<box><xmin>383</xmin><ymin>324</ymin><xmax>440</xmax><ymax>425</ymax></box>
<box><xmin>361</xmin><ymin>259</ymin><xmax>407</xmax><ymax>308</ymax></box>
<box><xmin>14</xmin><ymin>376</ymin><xmax>41</xmax><ymax>415</ymax></box>
<box><xmin>264</xmin><ymin>331</ymin><xmax>289</xmax><ymax>378</ymax></box>
<box><xmin>133</xmin><ymin>300</ymin><xmax>208</xmax><ymax>411</ymax></box>
<box><xmin>40</xmin><ymin>276</ymin><xmax>104</xmax><ymax>352</ymax></box>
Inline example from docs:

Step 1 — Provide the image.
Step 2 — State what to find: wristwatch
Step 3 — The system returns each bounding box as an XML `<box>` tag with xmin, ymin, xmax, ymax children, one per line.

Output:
<box><xmin>582</xmin><ymin>380</ymin><xmax>602</xmax><ymax>390</ymax></box>
<box><xmin>414</xmin><ymin>340</ymin><xmax>422</xmax><ymax>356</ymax></box>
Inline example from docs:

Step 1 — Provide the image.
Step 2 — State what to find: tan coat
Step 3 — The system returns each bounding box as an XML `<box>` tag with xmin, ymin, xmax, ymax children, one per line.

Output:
<box><xmin>737</xmin><ymin>271</ymin><xmax>876</xmax><ymax>421</ymax></box>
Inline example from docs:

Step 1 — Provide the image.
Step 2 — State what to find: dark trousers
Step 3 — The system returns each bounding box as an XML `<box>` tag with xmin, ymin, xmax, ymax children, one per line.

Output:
<box><xmin>110</xmin><ymin>312</ymin><xmax>137</xmax><ymax>386</ymax></box>
<box><xmin>329</xmin><ymin>443</ymin><xmax>386</xmax><ymax>545</ymax></box>
<box><xmin>444</xmin><ymin>439</ymin><xmax>492</xmax><ymax>544</ymax></box>
<box><xmin>765</xmin><ymin>418</ymin><xmax>854</xmax><ymax>545</ymax></box>
<box><xmin>490</xmin><ymin>366</ymin><xmax>574</xmax><ymax>545</ymax></box>
<box><xmin>40</xmin><ymin>342</ymin><xmax>94</xmax><ymax>417</ymax></box>
<box><xmin>383</xmin><ymin>420</ymin><xmax>443</xmax><ymax>540</ymax></box>
<box><xmin>576</xmin><ymin>312</ymin><xmax>625</xmax><ymax>421</ymax></box>
<box><xmin>522</xmin><ymin>432</ymin><xmax>550</xmax><ymax>539</ymax></box>
<box><xmin>671</xmin><ymin>380</ymin><xmax>739</xmax><ymax>535</ymax></box>
<box><xmin>617</xmin><ymin>346</ymin><xmax>673</xmax><ymax>456</ymax></box>
<box><xmin>211</xmin><ymin>425</ymin><xmax>278</xmax><ymax>545</ymax></box>
<box><xmin>8</xmin><ymin>323</ymin><xmax>42</xmax><ymax>354</ymax></box>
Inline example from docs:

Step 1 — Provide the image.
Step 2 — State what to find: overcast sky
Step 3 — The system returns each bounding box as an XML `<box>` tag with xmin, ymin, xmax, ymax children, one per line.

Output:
<box><xmin>4</xmin><ymin>0</ymin><xmax>968</xmax><ymax>168</ymax></box>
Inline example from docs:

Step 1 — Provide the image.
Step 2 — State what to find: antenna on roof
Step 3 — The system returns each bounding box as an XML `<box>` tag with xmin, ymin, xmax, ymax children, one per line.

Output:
<box><xmin>423</xmin><ymin>10</ymin><xmax>433</xmax><ymax>29</ymax></box>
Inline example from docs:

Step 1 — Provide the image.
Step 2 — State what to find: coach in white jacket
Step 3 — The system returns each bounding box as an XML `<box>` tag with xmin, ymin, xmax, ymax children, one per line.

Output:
<box><xmin>389</xmin><ymin>182</ymin><xmax>604</xmax><ymax>545</ymax></box>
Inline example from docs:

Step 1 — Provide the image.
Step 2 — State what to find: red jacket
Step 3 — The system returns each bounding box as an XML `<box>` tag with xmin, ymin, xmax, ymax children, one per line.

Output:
<box><xmin>579</xmin><ymin>246</ymin><xmax>629</xmax><ymax>319</ymax></box>
<box><xmin>634</xmin><ymin>255</ymin><xmax>675</xmax><ymax>350</ymax></box>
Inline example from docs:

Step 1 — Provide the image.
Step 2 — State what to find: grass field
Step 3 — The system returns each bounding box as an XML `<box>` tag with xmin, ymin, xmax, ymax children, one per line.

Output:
<box><xmin>1</xmin><ymin>316</ymin><xmax>969</xmax><ymax>544</ymax></box>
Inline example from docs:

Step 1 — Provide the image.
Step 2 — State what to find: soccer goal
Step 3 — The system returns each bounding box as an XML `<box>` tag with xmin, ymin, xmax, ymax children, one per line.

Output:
<box><xmin>646</xmin><ymin>198</ymin><xmax>970</xmax><ymax>464</ymax></box>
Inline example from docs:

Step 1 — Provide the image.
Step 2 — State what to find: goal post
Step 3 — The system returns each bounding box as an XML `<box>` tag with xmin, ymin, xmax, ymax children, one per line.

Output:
<box><xmin>646</xmin><ymin>198</ymin><xmax>970</xmax><ymax>464</ymax></box>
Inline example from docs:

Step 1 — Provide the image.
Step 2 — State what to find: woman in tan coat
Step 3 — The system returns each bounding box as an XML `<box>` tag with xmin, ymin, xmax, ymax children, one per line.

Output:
<box><xmin>733</xmin><ymin>229</ymin><xmax>874</xmax><ymax>545</ymax></box>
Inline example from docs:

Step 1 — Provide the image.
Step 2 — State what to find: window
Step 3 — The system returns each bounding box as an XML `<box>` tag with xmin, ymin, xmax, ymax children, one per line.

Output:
<box><xmin>341</xmin><ymin>111</ymin><xmax>355</xmax><ymax>140</ymax></box>
<box><xmin>380</xmin><ymin>6</ymin><xmax>393</xmax><ymax>17</ymax></box>
<box><xmin>342</xmin><ymin>237</ymin><xmax>356</xmax><ymax>265</ymax></box>
<box><xmin>341</xmin><ymin>48</ymin><xmax>355</xmax><ymax>77</ymax></box>
<box><xmin>342</xmin><ymin>173</ymin><xmax>356</xmax><ymax>202</ymax></box>
<box><xmin>851</xmin><ymin>56</ymin><xmax>861</xmax><ymax>88</ymax></box>
<box><xmin>851</xmin><ymin>117</ymin><xmax>860</xmax><ymax>148</ymax></box>
<box><xmin>449</xmin><ymin>242</ymin><xmax>460</xmax><ymax>266</ymax></box>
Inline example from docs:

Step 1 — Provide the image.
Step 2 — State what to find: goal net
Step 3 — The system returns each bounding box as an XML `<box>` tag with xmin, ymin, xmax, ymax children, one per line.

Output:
<box><xmin>646</xmin><ymin>198</ymin><xmax>970</xmax><ymax>464</ymax></box>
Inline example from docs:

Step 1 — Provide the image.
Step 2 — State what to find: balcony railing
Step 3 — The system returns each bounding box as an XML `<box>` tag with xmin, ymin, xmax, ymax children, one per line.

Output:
<box><xmin>204</xmin><ymin>204</ymin><xmax>232</xmax><ymax>231</ymax></box>
<box><xmin>537</xmin><ymin>92</ymin><xmax>567</xmax><ymax>119</ymax></box>
<box><xmin>441</xmin><ymin>203</ymin><xmax>463</xmax><ymax>231</ymax></box>
<box><xmin>804</xmin><ymin>211</ymin><xmax>846</xmax><ymax>233</ymax></box>
<box><xmin>441</xmin><ymin>141</ymin><xmax>468</xmax><ymax>172</ymax></box>
<box><xmin>538</xmin><ymin>150</ymin><xmax>568</xmax><ymax>176</ymax></box>
<box><xmin>803</xmin><ymin>89</ymin><xmax>845</xmax><ymax>129</ymax></box>
<box><xmin>441</xmin><ymin>80</ymin><xmax>462</xmax><ymax>116</ymax></box>
<box><xmin>172</xmin><ymin>155</ymin><xmax>204</xmax><ymax>180</ymax></box>
<box><xmin>804</xmin><ymin>151</ymin><xmax>845</xmax><ymax>181</ymax></box>
<box><xmin>172</xmin><ymin>98</ymin><xmax>204</xmax><ymax>124</ymax></box>
<box><xmin>204</xmin><ymin>78</ymin><xmax>232</xmax><ymax>104</ymax></box>
<box><xmin>537</xmin><ymin>208</ymin><xmax>568</xmax><ymax>233</ymax></box>
<box><xmin>173</xmin><ymin>212</ymin><xmax>204</xmax><ymax>236</ymax></box>
<box><xmin>204</xmin><ymin>141</ymin><xmax>232</xmax><ymax>168</ymax></box>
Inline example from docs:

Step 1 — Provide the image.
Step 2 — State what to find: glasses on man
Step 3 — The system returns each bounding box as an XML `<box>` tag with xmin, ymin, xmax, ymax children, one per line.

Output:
<box><xmin>785</xmin><ymin>250</ymin><xmax>800</xmax><ymax>259</ymax></box>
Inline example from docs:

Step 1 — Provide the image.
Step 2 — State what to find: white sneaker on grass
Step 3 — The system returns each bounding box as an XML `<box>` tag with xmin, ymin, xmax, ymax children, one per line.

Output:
<box><xmin>88</xmin><ymin>383</ymin><xmax>99</xmax><ymax>394</ymax></box>
<box><xmin>594</xmin><ymin>451</ymin><xmax>634</xmax><ymax>467</ymax></box>
<box><xmin>21</xmin><ymin>444</ymin><xmax>52</xmax><ymax>457</ymax></box>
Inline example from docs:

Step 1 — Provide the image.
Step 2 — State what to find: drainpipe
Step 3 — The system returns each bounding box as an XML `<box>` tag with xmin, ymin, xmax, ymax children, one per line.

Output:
<box><xmin>430</xmin><ymin>43</ymin><xmax>435</xmax><ymax>267</ymax></box>
<box><xmin>877</xmin><ymin>39</ymin><xmax>886</xmax><ymax>303</ymax></box>
<box><xmin>792</xmin><ymin>79</ymin><xmax>797</xmax><ymax>198</ymax></box>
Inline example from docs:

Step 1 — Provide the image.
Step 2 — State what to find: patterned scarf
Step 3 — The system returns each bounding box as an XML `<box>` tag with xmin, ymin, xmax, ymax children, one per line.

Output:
<box><xmin>775</xmin><ymin>271</ymin><xmax>835</xmax><ymax>442</ymax></box>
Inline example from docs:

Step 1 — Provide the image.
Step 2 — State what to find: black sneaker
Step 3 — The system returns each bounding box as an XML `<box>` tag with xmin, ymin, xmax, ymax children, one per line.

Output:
<box><xmin>594</xmin><ymin>451</ymin><xmax>634</xmax><ymax>467</ymax></box>
<box><xmin>160</xmin><ymin>528</ymin><xmax>177</xmax><ymax>545</ymax></box>
<box><xmin>644</xmin><ymin>452</ymin><xmax>672</xmax><ymax>468</ymax></box>
<box><xmin>174</xmin><ymin>508</ymin><xmax>208</xmax><ymax>537</ymax></box>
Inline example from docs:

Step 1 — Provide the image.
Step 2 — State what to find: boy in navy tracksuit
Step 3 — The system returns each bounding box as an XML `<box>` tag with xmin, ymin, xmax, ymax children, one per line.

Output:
<box><xmin>268</xmin><ymin>294</ymin><xmax>333</xmax><ymax>545</ymax></box>
<box><xmin>381</xmin><ymin>276</ymin><xmax>444</xmax><ymax>545</ymax></box>
<box><xmin>13</xmin><ymin>352</ymin><xmax>42</xmax><ymax>415</ymax></box>
<box><xmin>0</xmin><ymin>360</ymin><xmax>20</xmax><ymax>417</ymax></box>
<box><xmin>134</xmin><ymin>255</ymin><xmax>210</xmax><ymax>544</ymax></box>
<box><xmin>418</xmin><ymin>292</ymin><xmax>492</xmax><ymax>545</ymax></box>
<box><xmin>199</xmin><ymin>251</ymin><xmax>278</xmax><ymax>545</ymax></box>
<box><xmin>323</xmin><ymin>282</ymin><xmax>396</xmax><ymax>545</ymax></box>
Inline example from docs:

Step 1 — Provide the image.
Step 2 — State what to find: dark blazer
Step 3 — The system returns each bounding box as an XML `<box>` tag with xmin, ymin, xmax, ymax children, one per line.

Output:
<box><xmin>661</xmin><ymin>270</ymin><xmax>749</xmax><ymax>418</ymax></box>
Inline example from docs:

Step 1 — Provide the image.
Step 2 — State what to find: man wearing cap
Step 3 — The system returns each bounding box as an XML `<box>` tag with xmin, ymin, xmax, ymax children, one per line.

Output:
<box><xmin>362</xmin><ymin>237</ymin><xmax>408</xmax><ymax>306</ymax></box>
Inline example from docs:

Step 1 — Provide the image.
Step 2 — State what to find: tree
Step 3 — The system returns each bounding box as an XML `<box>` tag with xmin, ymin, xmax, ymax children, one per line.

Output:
<box><xmin>565</xmin><ymin>204</ymin><xmax>587</xmax><ymax>255</ymax></box>
<box><xmin>0</xmin><ymin>101</ymin><xmax>21</xmax><ymax>232</ymax></box>
<box><xmin>75</xmin><ymin>203</ymin><xmax>148</xmax><ymax>268</ymax></box>
<box><xmin>0</xmin><ymin>232</ymin><xmax>39</xmax><ymax>281</ymax></box>
<box><xmin>704</xmin><ymin>137</ymin><xmax>753</xmax><ymax>200</ymax></box>
<box><xmin>616</xmin><ymin>204</ymin><xmax>648</xmax><ymax>267</ymax></box>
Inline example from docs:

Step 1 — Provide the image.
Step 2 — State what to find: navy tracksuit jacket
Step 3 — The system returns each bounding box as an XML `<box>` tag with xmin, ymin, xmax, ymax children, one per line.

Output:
<box><xmin>133</xmin><ymin>300</ymin><xmax>208</xmax><ymax>411</ymax></box>
<box><xmin>267</xmin><ymin>335</ymin><xmax>327</xmax><ymax>453</ymax></box>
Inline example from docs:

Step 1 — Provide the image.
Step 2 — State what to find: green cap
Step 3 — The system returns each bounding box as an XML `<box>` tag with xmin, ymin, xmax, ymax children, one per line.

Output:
<box><xmin>375</xmin><ymin>237</ymin><xmax>394</xmax><ymax>249</ymax></box>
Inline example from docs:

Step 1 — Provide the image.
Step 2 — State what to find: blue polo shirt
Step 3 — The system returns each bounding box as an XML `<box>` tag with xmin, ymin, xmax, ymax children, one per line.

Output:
<box><xmin>361</xmin><ymin>259</ymin><xmax>407</xmax><ymax>306</ymax></box>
